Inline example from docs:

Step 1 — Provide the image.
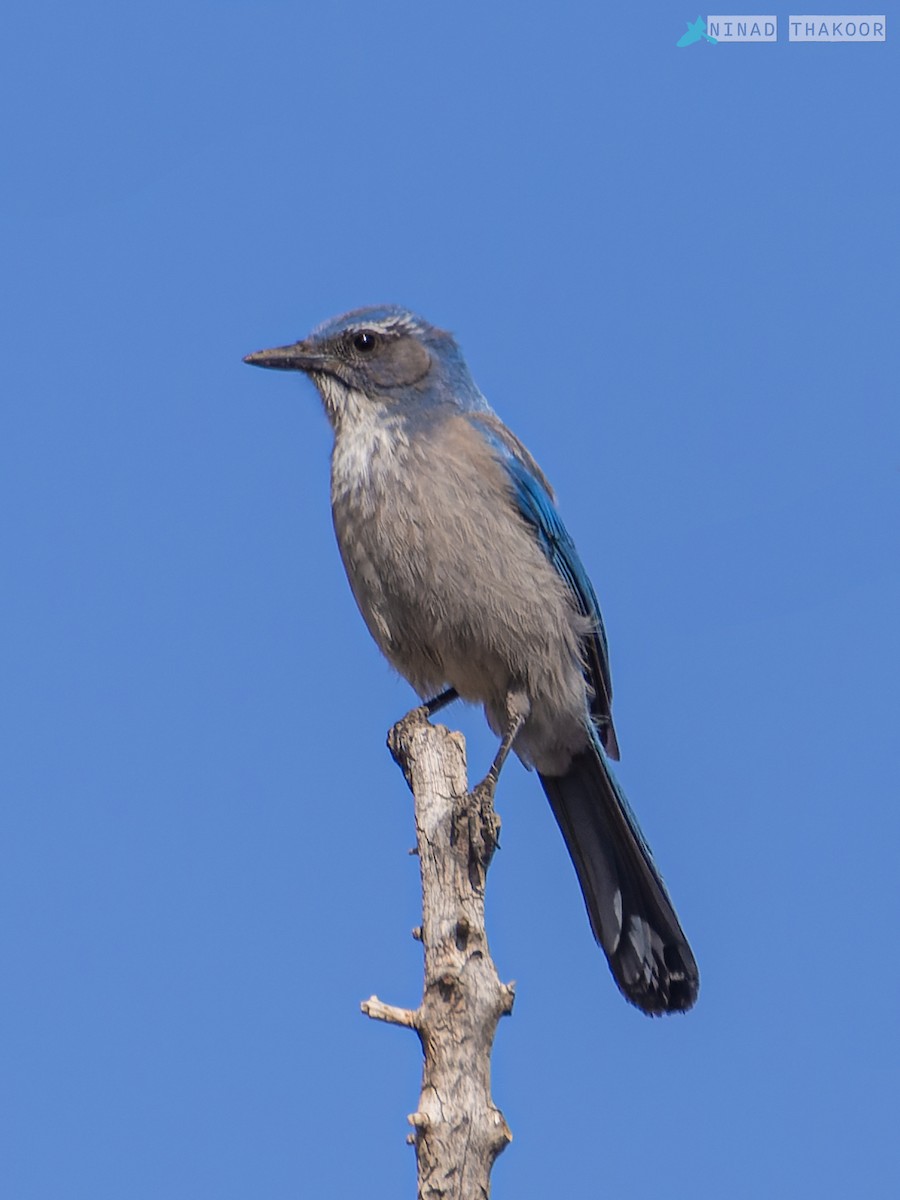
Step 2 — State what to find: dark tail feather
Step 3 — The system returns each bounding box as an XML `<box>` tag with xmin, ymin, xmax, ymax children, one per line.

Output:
<box><xmin>539</xmin><ymin>735</ymin><xmax>699</xmax><ymax>1015</ymax></box>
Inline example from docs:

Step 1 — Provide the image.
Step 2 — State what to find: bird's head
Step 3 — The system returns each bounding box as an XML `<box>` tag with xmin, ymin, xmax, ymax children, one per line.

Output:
<box><xmin>244</xmin><ymin>306</ymin><xmax>488</xmax><ymax>426</ymax></box>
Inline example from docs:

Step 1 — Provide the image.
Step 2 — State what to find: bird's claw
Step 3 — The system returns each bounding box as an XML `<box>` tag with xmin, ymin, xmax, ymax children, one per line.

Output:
<box><xmin>466</xmin><ymin>778</ymin><xmax>502</xmax><ymax>871</ymax></box>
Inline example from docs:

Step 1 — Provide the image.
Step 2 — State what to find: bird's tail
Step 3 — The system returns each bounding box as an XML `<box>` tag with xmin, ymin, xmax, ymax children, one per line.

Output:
<box><xmin>538</xmin><ymin>734</ymin><xmax>699</xmax><ymax>1015</ymax></box>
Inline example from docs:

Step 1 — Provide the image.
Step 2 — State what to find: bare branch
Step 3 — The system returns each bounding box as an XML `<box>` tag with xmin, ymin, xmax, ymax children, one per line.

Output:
<box><xmin>360</xmin><ymin>996</ymin><xmax>420</xmax><ymax>1029</ymax></box>
<box><xmin>364</xmin><ymin>706</ymin><xmax>513</xmax><ymax>1200</ymax></box>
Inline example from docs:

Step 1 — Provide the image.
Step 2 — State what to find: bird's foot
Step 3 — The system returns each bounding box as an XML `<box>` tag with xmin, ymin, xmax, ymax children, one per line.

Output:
<box><xmin>391</xmin><ymin>689</ymin><xmax>459</xmax><ymax>748</ymax></box>
<box><xmin>388</xmin><ymin>704</ymin><xmax>433</xmax><ymax>769</ymax></box>
<box><xmin>461</xmin><ymin>776</ymin><xmax>502</xmax><ymax>876</ymax></box>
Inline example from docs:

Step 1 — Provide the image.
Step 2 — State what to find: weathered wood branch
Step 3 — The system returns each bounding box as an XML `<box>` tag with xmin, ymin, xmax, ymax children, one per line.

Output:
<box><xmin>361</xmin><ymin>706</ymin><xmax>514</xmax><ymax>1200</ymax></box>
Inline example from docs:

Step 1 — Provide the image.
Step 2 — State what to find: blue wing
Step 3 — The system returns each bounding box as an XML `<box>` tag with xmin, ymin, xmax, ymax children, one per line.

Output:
<box><xmin>468</xmin><ymin>415</ymin><xmax>700</xmax><ymax>1014</ymax></box>
<box><xmin>470</xmin><ymin>414</ymin><xmax>620</xmax><ymax>760</ymax></box>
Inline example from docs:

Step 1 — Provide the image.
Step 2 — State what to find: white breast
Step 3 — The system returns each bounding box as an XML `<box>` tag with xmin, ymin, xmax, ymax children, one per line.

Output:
<box><xmin>328</xmin><ymin>391</ymin><xmax>409</xmax><ymax>512</ymax></box>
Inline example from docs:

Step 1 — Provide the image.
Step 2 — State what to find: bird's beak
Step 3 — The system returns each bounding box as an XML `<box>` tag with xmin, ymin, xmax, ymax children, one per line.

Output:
<box><xmin>242</xmin><ymin>340</ymin><xmax>328</xmax><ymax>372</ymax></box>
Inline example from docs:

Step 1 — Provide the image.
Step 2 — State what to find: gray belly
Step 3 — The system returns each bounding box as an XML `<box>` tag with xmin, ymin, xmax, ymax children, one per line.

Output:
<box><xmin>330</xmin><ymin>442</ymin><xmax>592</xmax><ymax>774</ymax></box>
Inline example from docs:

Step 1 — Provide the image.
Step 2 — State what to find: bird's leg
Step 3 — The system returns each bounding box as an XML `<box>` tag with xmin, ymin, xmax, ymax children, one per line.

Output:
<box><xmin>463</xmin><ymin>689</ymin><xmax>531</xmax><ymax>875</ymax></box>
<box><xmin>398</xmin><ymin>686</ymin><xmax>459</xmax><ymax>728</ymax></box>
<box><xmin>423</xmin><ymin>687</ymin><xmax>459</xmax><ymax>718</ymax></box>
<box><xmin>394</xmin><ymin>687</ymin><xmax>459</xmax><ymax>763</ymax></box>
<box><xmin>474</xmin><ymin>688</ymin><xmax>531</xmax><ymax>798</ymax></box>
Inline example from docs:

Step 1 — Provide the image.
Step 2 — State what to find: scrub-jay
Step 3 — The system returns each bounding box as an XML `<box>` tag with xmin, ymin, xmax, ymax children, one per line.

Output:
<box><xmin>245</xmin><ymin>306</ymin><xmax>699</xmax><ymax>1015</ymax></box>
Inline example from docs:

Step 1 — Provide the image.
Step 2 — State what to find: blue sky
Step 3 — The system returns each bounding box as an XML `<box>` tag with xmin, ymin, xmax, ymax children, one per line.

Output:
<box><xmin>2</xmin><ymin>2</ymin><xmax>898</xmax><ymax>1196</ymax></box>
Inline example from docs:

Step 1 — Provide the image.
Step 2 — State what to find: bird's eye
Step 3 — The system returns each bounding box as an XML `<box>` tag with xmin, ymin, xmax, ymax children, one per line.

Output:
<box><xmin>352</xmin><ymin>331</ymin><xmax>378</xmax><ymax>353</ymax></box>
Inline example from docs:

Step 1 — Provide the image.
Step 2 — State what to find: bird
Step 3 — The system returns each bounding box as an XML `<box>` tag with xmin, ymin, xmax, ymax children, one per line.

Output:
<box><xmin>244</xmin><ymin>306</ymin><xmax>699</xmax><ymax>1015</ymax></box>
<box><xmin>676</xmin><ymin>15</ymin><xmax>718</xmax><ymax>46</ymax></box>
